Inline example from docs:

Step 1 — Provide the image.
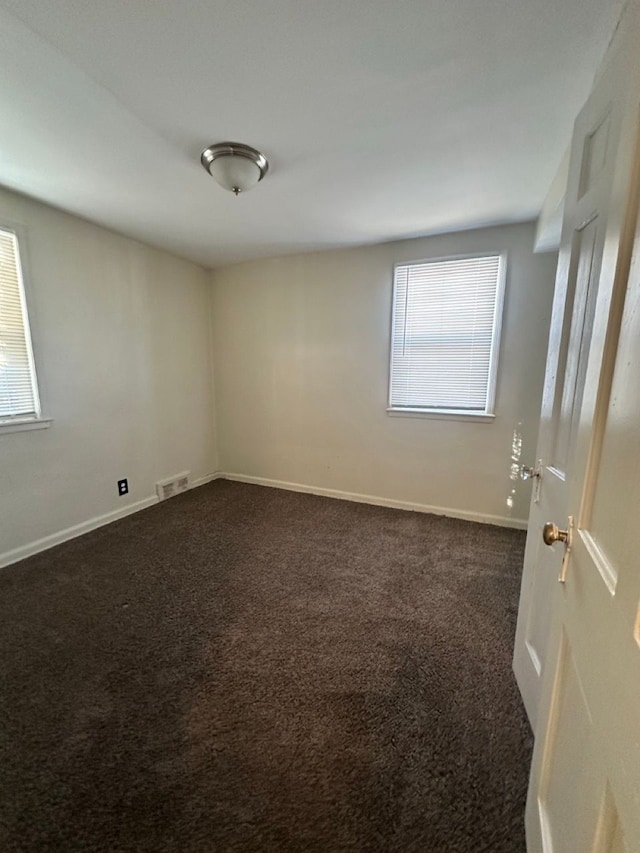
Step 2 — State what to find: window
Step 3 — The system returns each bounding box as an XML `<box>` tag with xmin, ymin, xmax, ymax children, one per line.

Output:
<box><xmin>0</xmin><ymin>227</ymin><xmax>43</xmax><ymax>428</ymax></box>
<box><xmin>388</xmin><ymin>253</ymin><xmax>505</xmax><ymax>418</ymax></box>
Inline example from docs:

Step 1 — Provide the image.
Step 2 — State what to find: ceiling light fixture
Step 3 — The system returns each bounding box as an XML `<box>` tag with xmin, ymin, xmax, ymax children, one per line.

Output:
<box><xmin>200</xmin><ymin>142</ymin><xmax>269</xmax><ymax>196</ymax></box>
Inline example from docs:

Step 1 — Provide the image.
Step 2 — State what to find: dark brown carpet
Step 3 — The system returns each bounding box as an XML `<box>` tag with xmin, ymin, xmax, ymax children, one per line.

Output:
<box><xmin>0</xmin><ymin>480</ymin><xmax>532</xmax><ymax>852</ymax></box>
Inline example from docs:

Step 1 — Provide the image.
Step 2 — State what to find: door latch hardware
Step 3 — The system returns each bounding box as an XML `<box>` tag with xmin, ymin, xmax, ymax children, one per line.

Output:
<box><xmin>520</xmin><ymin>464</ymin><xmax>541</xmax><ymax>481</ymax></box>
<box><xmin>542</xmin><ymin>516</ymin><xmax>574</xmax><ymax>583</ymax></box>
<box><xmin>521</xmin><ymin>460</ymin><xmax>543</xmax><ymax>503</ymax></box>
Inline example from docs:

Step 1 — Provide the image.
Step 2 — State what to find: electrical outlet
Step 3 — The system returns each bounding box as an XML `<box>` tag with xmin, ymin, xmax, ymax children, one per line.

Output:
<box><xmin>117</xmin><ymin>478</ymin><xmax>129</xmax><ymax>496</ymax></box>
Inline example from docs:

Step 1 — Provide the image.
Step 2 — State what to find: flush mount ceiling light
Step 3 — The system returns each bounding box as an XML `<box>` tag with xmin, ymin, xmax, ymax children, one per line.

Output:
<box><xmin>200</xmin><ymin>142</ymin><xmax>269</xmax><ymax>196</ymax></box>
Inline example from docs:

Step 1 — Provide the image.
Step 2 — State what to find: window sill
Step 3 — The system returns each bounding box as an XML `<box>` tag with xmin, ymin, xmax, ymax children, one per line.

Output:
<box><xmin>387</xmin><ymin>408</ymin><xmax>495</xmax><ymax>423</ymax></box>
<box><xmin>0</xmin><ymin>417</ymin><xmax>53</xmax><ymax>435</ymax></box>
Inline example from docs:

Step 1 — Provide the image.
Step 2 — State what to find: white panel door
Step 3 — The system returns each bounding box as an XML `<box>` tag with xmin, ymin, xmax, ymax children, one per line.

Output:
<box><xmin>523</xmin><ymin>2</ymin><xmax>640</xmax><ymax>849</ymax></box>
<box><xmin>513</xmin><ymin>28</ymin><xmax>630</xmax><ymax>730</ymax></box>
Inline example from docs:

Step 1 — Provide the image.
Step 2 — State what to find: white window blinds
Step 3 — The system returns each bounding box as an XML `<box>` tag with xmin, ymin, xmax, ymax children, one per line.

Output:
<box><xmin>389</xmin><ymin>254</ymin><xmax>504</xmax><ymax>414</ymax></box>
<box><xmin>0</xmin><ymin>228</ymin><xmax>40</xmax><ymax>420</ymax></box>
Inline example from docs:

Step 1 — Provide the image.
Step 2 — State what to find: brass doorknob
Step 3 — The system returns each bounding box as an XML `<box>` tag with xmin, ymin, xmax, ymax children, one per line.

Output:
<box><xmin>542</xmin><ymin>521</ymin><xmax>569</xmax><ymax>546</ymax></box>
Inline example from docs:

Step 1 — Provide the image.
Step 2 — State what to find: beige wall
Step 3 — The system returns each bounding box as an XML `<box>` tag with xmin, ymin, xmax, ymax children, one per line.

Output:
<box><xmin>0</xmin><ymin>187</ymin><xmax>217</xmax><ymax>563</ymax></box>
<box><xmin>211</xmin><ymin>222</ymin><xmax>557</xmax><ymax>526</ymax></box>
<box><xmin>0</xmin><ymin>209</ymin><xmax>556</xmax><ymax>566</ymax></box>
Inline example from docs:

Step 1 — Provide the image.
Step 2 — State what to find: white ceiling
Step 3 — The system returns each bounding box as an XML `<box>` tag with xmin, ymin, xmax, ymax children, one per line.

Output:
<box><xmin>0</xmin><ymin>0</ymin><xmax>623</xmax><ymax>268</ymax></box>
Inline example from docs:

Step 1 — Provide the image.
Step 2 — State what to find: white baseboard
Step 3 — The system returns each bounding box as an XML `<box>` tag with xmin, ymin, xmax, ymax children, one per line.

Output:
<box><xmin>0</xmin><ymin>495</ymin><xmax>159</xmax><ymax>569</ymax></box>
<box><xmin>0</xmin><ymin>471</ymin><xmax>223</xmax><ymax>569</ymax></box>
<box><xmin>0</xmin><ymin>469</ymin><xmax>525</xmax><ymax>569</ymax></box>
<box><xmin>218</xmin><ymin>472</ymin><xmax>528</xmax><ymax>530</ymax></box>
<box><xmin>191</xmin><ymin>472</ymin><xmax>222</xmax><ymax>488</ymax></box>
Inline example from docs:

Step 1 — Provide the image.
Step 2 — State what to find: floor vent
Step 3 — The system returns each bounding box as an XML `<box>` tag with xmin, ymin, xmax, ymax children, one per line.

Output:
<box><xmin>156</xmin><ymin>471</ymin><xmax>191</xmax><ymax>501</ymax></box>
